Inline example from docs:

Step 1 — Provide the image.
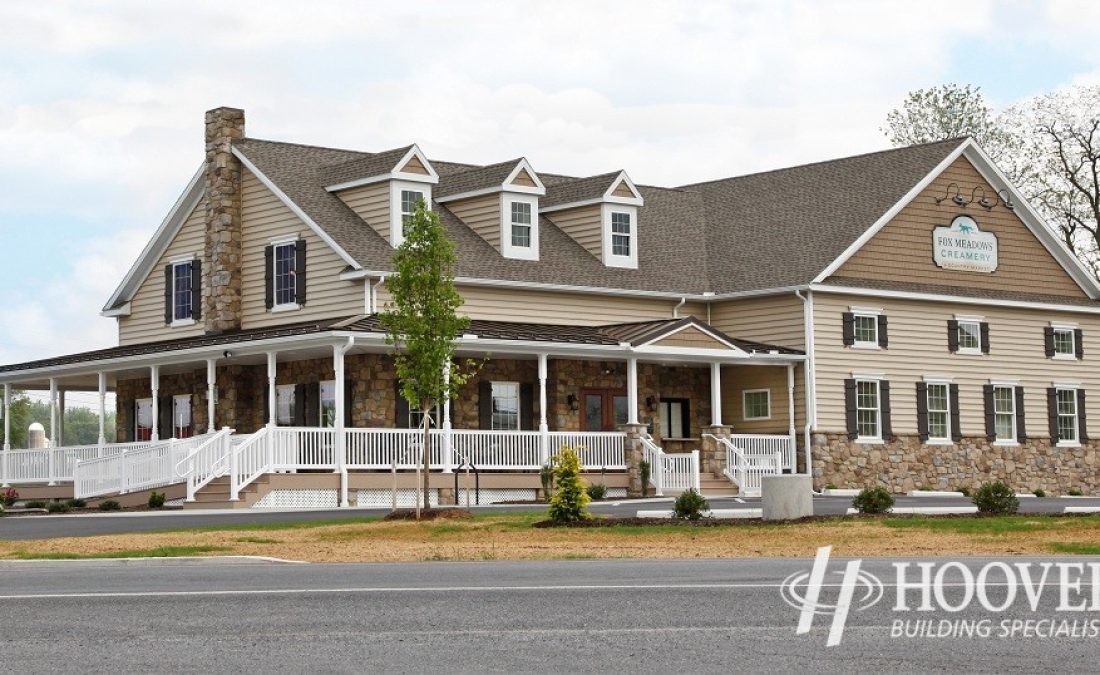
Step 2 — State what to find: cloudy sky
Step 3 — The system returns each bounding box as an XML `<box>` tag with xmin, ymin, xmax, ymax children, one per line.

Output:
<box><xmin>2</xmin><ymin>0</ymin><xmax>1099</xmax><ymax>379</ymax></box>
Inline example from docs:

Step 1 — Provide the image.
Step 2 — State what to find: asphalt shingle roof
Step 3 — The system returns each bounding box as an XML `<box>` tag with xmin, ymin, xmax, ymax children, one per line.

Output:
<box><xmin>435</xmin><ymin>159</ymin><xmax>524</xmax><ymax>199</ymax></box>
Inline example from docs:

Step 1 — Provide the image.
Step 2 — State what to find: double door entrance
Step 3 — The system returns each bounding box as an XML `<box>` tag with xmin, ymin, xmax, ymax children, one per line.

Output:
<box><xmin>581</xmin><ymin>388</ymin><xmax>629</xmax><ymax>431</ymax></box>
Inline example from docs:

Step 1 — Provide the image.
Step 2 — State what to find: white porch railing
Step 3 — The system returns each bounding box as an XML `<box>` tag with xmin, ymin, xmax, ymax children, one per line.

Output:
<box><xmin>2</xmin><ymin>441</ymin><xmax>154</xmax><ymax>486</ymax></box>
<box><xmin>346</xmin><ymin>428</ymin><xmax>442</xmax><ymax>470</ymax></box>
<box><xmin>547</xmin><ymin>432</ymin><xmax>626</xmax><ymax>470</ymax></box>
<box><xmin>271</xmin><ymin>427</ymin><xmax>337</xmax><ymax>470</ymax></box>
<box><xmin>729</xmin><ymin>433</ymin><xmax>796</xmax><ymax>473</ymax></box>
<box><xmin>453</xmin><ymin>430</ymin><xmax>542</xmax><ymax>470</ymax></box>
<box><xmin>640</xmin><ymin>434</ymin><xmax>699</xmax><ymax>496</ymax></box>
<box><xmin>176</xmin><ymin>428</ymin><xmax>237</xmax><ymax>502</ymax></box>
<box><xmin>73</xmin><ymin>434</ymin><xmax>212</xmax><ymax>499</ymax></box>
<box><xmin>710</xmin><ymin>434</ymin><xmax>783</xmax><ymax>498</ymax></box>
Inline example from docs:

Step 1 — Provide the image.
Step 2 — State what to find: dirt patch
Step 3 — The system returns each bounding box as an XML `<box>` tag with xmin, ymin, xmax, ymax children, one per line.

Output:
<box><xmin>383</xmin><ymin>509</ymin><xmax>474</xmax><ymax>521</ymax></box>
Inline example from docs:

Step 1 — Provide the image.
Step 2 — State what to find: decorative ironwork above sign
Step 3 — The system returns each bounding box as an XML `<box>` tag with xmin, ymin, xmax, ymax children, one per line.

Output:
<box><xmin>933</xmin><ymin>215</ymin><xmax>998</xmax><ymax>273</ymax></box>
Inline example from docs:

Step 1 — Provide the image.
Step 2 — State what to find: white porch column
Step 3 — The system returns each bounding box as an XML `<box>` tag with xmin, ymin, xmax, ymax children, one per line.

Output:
<box><xmin>787</xmin><ymin>364</ymin><xmax>796</xmax><ymax>441</ymax></box>
<box><xmin>333</xmin><ymin>344</ymin><xmax>346</xmax><ymax>476</ymax></box>
<box><xmin>149</xmin><ymin>366</ymin><xmax>160</xmax><ymax>442</ymax></box>
<box><xmin>626</xmin><ymin>357</ymin><xmax>639</xmax><ymax>425</ymax></box>
<box><xmin>48</xmin><ymin>378</ymin><xmax>58</xmax><ymax>448</ymax></box>
<box><xmin>206</xmin><ymin>359</ymin><xmax>217</xmax><ymax>434</ymax></box>
<box><xmin>442</xmin><ymin>360</ymin><xmax>453</xmax><ymax>473</ymax></box>
<box><xmin>538</xmin><ymin>353</ymin><xmax>549</xmax><ymax>465</ymax></box>
<box><xmin>710</xmin><ymin>362</ymin><xmax>723</xmax><ymax>427</ymax></box>
<box><xmin>97</xmin><ymin>373</ymin><xmax>107</xmax><ymax>446</ymax></box>
<box><xmin>266</xmin><ymin>352</ymin><xmax>277</xmax><ymax>427</ymax></box>
<box><xmin>3</xmin><ymin>383</ymin><xmax>10</xmax><ymax>452</ymax></box>
<box><xmin>58</xmin><ymin>390</ymin><xmax>65</xmax><ymax>446</ymax></box>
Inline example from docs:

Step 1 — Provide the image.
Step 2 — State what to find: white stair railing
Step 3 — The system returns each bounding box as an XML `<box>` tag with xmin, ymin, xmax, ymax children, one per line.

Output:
<box><xmin>175</xmin><ymin>428</ymin><xmax>236</xmax><ymax>502</ymax></box>
<box><xmin>3</xmin><ymin>441</ymin><xmax>153</xmax><ymax>486</ymax></box>
<box><xmin>640</xmin><ymin>434</ymin><xmax>699</xmax><ymax>495</ymax></box>
<box><xmin>74</xmin><ymin>434</ymin><xmax>210</xmax><ymax>499</ymax></box>
<box><xmin>729</xmin><ymin>433</ymin><xmax>795</xmax><ymax>472</ymax></box>
<box><xmin>229</xmin><ymin>426</ymin><xmax>273</xmax><ymax>501</ymax></box>
<box><xmin>708</xmin><ymin>435</ymin><xmax>782</xmax><ymax>497</ymax></box>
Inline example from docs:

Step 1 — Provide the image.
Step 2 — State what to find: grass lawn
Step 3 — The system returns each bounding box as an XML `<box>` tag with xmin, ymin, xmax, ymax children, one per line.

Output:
<box><xmin>2</xmin><ymin>513</ymin><xmax>1098</xmax><ymax>562</ymax></box>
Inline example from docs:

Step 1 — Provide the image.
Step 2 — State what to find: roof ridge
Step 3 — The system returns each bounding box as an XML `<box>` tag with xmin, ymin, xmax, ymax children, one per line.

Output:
<box><xmin>237</xmin><ymin>136</ymin><xmax>379</xmax><ymax>157</ymax></box>
<box><xmin>679</xmin><ymin>137</ymin><xmax>968</xmax><ymax>190</ymax></box>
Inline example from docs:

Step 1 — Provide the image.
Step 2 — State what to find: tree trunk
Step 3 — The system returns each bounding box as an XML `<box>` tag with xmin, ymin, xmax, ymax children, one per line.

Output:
<box><xmin>421</xmin><ymin>402</ymin><xmax>431</xmax><ymax>513</ymax></box>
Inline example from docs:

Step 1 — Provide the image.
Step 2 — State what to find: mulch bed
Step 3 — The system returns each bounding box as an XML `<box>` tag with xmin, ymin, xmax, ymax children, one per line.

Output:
<box><xmin>383</xmin><ymin>508</ymin><xmax>474</xmax><ymax>521</ymax></box>
<box><xmin>532</xmin><ymin>511</ymin><xmax>1097</xmax><ymax>528</ymax></box>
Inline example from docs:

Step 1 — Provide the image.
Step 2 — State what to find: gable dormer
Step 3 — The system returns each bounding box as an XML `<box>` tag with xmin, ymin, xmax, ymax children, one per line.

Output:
<box><xmin>322</xmin><ymin>144</ymin><xmax>439</xmax><ymax>248</ymax></box>
<box><xmin>540</xmin><ymin>171</ymin><xmax>643</xmax><ymax>269</ymax></box>
<box><xmin>436</xmin><ymin>158</ymin><xmax>546</xmax><ymax>261</ymax></box>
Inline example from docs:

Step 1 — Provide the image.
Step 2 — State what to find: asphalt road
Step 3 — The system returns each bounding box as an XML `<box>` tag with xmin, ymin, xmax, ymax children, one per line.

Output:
<box><xmin>1</xmin><ymin>556</ymin><xmax>1098</xmax><ymax>672</ymax></box>
<box><xmin>2</xmin><ymin>495</ymin><xmax>1098</xmax><ymax>541</ymax></box>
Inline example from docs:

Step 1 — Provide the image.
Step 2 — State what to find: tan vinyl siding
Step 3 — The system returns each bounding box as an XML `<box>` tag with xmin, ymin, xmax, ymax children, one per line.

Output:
<box><xmin>336</xmin><ymin>182</ymin><xmax>390</xmax><ymax>241</ymax></box>
<box><xmin>240</xmin><ymin>168</ymin><xmax>363</xmax><ymax>328</ymax></box>
<box><xmin>546</xmin><ymin>205</ymin><xmax>602</xmax><ymax>261</ymax></box>
<box><xmin>448</xmin><ymin>194</ymin><xmax>501</xmax><ymax>251</ymax></box>
<box><xmin>813</xmin><ymin>292</ymin><xmax>1100</xmax><ymax>437</ymax></box>
<box><xmin>833</xmin><ymin>156</ymin><xmax>1087</xmax><ymax>298</ymax></box>
<box><xmin>722</xmin><ymin>364</ymin><xmax>805</xmax><ymax>435</ymax></box>
<box><xmin>375</xmin><ymin>284</ymin><xmax>705</xmax><ymax>325</ymax></box>
<box><xmin>611</xmin><ymin>180</ymin><xmax>635</xmax><ymax>198</ymax></box>
<box><xmin>118</xmin><ymin>200</ymin><xmax>207</xmax><ymax>346</ymax></box>
<box><xmin>398</xmin><ymin>155</ymin><xmax>429</xmax><ymax>175</ymax></box>
<box><xmin>651</xmin><ymin>326</ymin><xmax>728</xmax><ymax>350</ymax></box>
<box><xmin>709</xmin><ymin>294</ymin><xmax>805</xmax><ymax>350</ymax></box>
<box><xmin>509</xmin><ymin>168</ymin><xmax>537</xmax><ymax>188</ymax></box>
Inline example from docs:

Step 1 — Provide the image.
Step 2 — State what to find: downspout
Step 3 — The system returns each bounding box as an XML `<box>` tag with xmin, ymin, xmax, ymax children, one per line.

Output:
<box><xmin>337</xmin><ymin>336</ymin><xmax>355</xmax><ymax>507</ymax></box>
<box><xmin>370</xmin><ymin>274</ymin><xmax>387</xmax><ymax>315</ymax></box>
<box><xmin>795</xmin><ymin>290</ymin><xmax>816</xmax><ymax>482</ymax></box>
<box><xmin>672</xmin><ymin>296</ymin><xmax>686</xmax><ymax>319</ymax></box>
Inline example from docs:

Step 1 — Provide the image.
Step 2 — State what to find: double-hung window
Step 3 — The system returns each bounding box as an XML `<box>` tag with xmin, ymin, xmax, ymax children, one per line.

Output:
<box><xmin>957</xmin><ymin>320</ymin><xmax>981</xmax><ymax>353</ymax></box>
<box><xmin>172</xmin><ymin>260</ymin><xmax>193</xmax><ymax>322</ymax></box>
<box><xmin>135</xmin><ymin>398</ymin><xmax>154</xmax><ymax>441</ymax></box>
<box><xmin>491</xmin><ymin>382</ymin><xmax>519</xmax><ymax>431</ymax></box>
<box><xmin>1056</xmin><ymin>388</ymin><xmax>1079</xmax><ymax>445</ymax></box>
<box><xmin>319</xmin><ymin>381</ymin><xmax>337</xmax><ymax>428</ymax></box>
<box><xmin>610</xmin><ymin>212</ymin><xmax>631</xmax><ymax>257</ymax></box>
<box><xmin>273</xmin><ymin>242</ymin><xmax>297</xmax><ymax>308</ymax></box>
<box><xmin>855</xmin><ymin>379</ymin><xmax>881</xmax><ymax>440</ymax></box>
<box><xmin>926</xmin><ymin>383</ymin><xmax>951</xmax><ymax>443</ymax></box>
<box><xmin>993</xmin><ymin>385</ymin><xmax>1017</xmax><ymax>444</ymax></box>
<box><xmin>401</xmin><ymin>189</ymin><xmax>424</xmax><ymax>236</ymax></box>
<box><xmin>853</xmin><ymin>314</ymin><xmax>878</xmax><ymax>347</ymax></box>
<box><xmin>276</xmin><ymin>385</ymin><xmax>296</xmax><ymax>426</ymax></box>
<box><xmin>510</xmin><ymin>202</ymin><xmax>532</xmax><ymax>248</ymax></box>
<box><xmin>743</xmin><ymin>390</ymin><xmax>771</xmax><ymax>421</ymax></box>
<box><xmin>1053</xmin><ymin>328</ymin><xmax>1076</xmax><ymax>358</ymax></box>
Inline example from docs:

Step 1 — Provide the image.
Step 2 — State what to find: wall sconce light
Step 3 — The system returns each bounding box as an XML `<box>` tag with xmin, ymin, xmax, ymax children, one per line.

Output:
<box><xmin>971</xmin><ymin>186</ymin><xmax>995</xmax><ymax>210</ymax></box>
<box><xmin>934</xmin><ymin>182</ymin><xmax>969</xmax><ymax>207</ymax></box>
<box><xmin>223</xmin><ymin>350</ymin><xmax>233</xmax><ymax>359</ymax></box>
<box><xmin>645</xmin><ymin>396</ymin><xmax>658</xmax><ymax>412</ymax></box>
<box><xmin>566</xmin><ymin>394</ymin><xmax>579</xmax><ymax>411</ymax></box>
<box><xmin>996</xmin><ymin>189</ymin><xmax>1016</xmax><ymax>210</ymax></box>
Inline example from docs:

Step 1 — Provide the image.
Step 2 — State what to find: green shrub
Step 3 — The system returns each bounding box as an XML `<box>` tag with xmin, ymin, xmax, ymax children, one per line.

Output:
<box><xmin>67</xmin><ymin>498</ymin><xmax>87</xmax><ymax>508</ymax></box>
<box><xmin>824</xmin><ymin>483</ymin><xmax>838</xmax><ymax>491</ymax></box>
<box><xmin>585</xmin><ymin>483</ymin><xmax>608</xmax><ymax>500</ymax></box>
<box><xmin>1033</xmin><ymin>488</ymin><xmax>1047</xmax><ymax>498</ymax></box>
<box><xmin>852</xmin><ymin>486</ymin><xmax>895</xmax><ymax>514</ymax></box>
<box><xmin>24</xmin><ymin>500</ymin><xmax>47</xmax><ymax>509</ymax></box>
<box><xmin>1068</xmin><ymin>488</ymin><xmax>1084</xmax><ymax>497</ymax></box>
<box><xmin>958</xmin><ymin>486</ymin><xmax>971</xmax><ymax>497</ymax></box>
<box><xmin>672</xmin><ymin>488</ymin><xmax>710</xmax><ymax>521</ymax></box>
<box><xmin>46</xmin><ymin>501</ymin><xmax>71</xmax><ymax>514</ymax></box>
<box><xmin>639</xmin><ymin>459</ymin><xmax>651</xmax><ymax>497</ymax></box>
<box><xmin>148</xmin><ymin>491</ymin><xmax>166</xmax><ymax>509</ymax></box>
<box><xmin>98</xmin><ymin>500</ymin><xmax>122</xmax><ymax>512</ymax></box>
<box><xmin>972</xmin><ymin>481</ymin><xmax>1019</xmax><ymax>514</ymax></box>
<box><xmin>548</xmin><ymin>447</ymin><xmax>591</xmax><ymax>523</ymax></box>
<box><xmin>1</xmin><ymin>488</ymin><xmax>19</xmax><ymax>508</ymax></box>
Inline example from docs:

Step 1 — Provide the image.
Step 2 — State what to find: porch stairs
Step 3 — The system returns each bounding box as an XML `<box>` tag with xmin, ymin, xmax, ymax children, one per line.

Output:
<box><xmin>187</xmin><ymin>474</ymin><xmax>271</xmax><ymax>509</ymax></box>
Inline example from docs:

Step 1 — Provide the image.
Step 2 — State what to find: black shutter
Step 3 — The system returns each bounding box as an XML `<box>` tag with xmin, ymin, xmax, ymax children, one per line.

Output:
<box><xmin>1015</xmin><ymin>386</ymin><xmax>1027</xmax><ymax>441</ymax></box>
<box><xmin>682</xmin><ymin>399</ymin><xmax>692</xmax><ymax>438</ymax></box>
<box><xmin>1044</xmin><ymin>327</ymin><xmax>1056</xmax><ymax>358</ymax></box>
<box><xmin>394</xmin><ymin>381</ymin><xmax>410</xmax><ymax>428</ymax></box>
<box><xmin>1078</xmin><ymin>389</ymin><xmax>1089</xmax><ymax>442</ymax></box>
<box><xmin>478</xmin><ymin>381</ymin><xmax>493</xmax><ymax>430</ymax></box>
<box><xmin>262</xmin><ymin>387</ymin><xmax>270</xmax><ymax>426</ymax></box>
<box><xmin>980</xmin><ymin>322</ymin><xmax>991</xmax><ymax>354</ymax></box>
<box><xmin>1075</xmin><ymin>328</ymin><xmax>1084</xmax><ymax>359</ymax></box>
<box><xmin>294</xmin><ymin>239</ymin><xmax>307</xmax><ymax>306</ymax></box>
<box><xmin>877</xmin><ymin>315</ymin><xmax>889</xmax><ymax>348</ymax></box>
<box><xmin>158</xmin><ymin>395</ymin><xmax>173</xmax><ymax>439</ymax></box>
<box><xmin>1047</xmin><ymin>388</ymin><xmax>1060</xmax><ymax>441</ymax></box>
<box><xmin>880</xmin><ymin>380</ymin><xmax>893</xmax><ymax>441</ymax></box>
<box><xmin>304</xmin><ymin>384</ymin><xmax>320</xmax><ymax>427</ymax></box>
<box><xmin>264</xmin><ymin>245</ymin><xmax>274</xmax><ymax>310</ymax></box>
<box><xmin>842</xmin><ymin>313</ymin><xmax>855</xmax><ymax>346</ymax></box>
<box><xmin>344</xmin><ymin>379</ymin><xmax>355</xmax><ymax>428</ymax></box>
<box><xmin>190</xmin><ymin>259</ymin><xmax>202</xmax><ymax>321</ymax></box>
<box><xmin>916</xmin><ymin>381</ymin><xmax>929</xmax><ymax>442</ymax></box>
<box><xmin>164</xmin><ymin>264</ymin><xmax>173</xmax><ymax>324</ymax></box>
<box><xmin>947</xmin><ymin>320</ymin><xmax>959</xmax><ymax>353</ymax></box>
<box><xmin>983</xmin><ymin>384</ymin><xmax>996</xmax><ymax>442</ymax></box>
<box><xmin>293</xmin><ymin>384</ymin><xmax>307</xmax><ymax>426</ymax></box>
<box><xmin>520</xmin><ymin>383</ymin><xmax>534</xmax><ymax>431</ymax></box>
<box><xmin>128</xmin><ymin>401</ymin><xmax>138</xmax><ymax>442</ymax></box>
<box><xmin>949</xmin><ymin>383</ymin><xmax>962</xmax><ymax>442</ymax></box>
<box><xmin>844</xmin><ymin>379</ymin><xmax>858</xmax><ymax>439</ymax></box>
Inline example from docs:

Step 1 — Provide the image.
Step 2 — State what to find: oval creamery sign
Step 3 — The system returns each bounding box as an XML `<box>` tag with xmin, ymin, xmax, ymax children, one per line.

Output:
<box><xmin>933</xmin><ymin>215</ymin><xmax>998</xmax><ymax>273</ymax></box>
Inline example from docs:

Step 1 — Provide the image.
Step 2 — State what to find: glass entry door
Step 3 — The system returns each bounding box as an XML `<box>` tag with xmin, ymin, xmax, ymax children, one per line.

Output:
<box><xmin>581</xmin><ymin>389</ymin><xmax>629</xmax><ymax>431</ymax></box>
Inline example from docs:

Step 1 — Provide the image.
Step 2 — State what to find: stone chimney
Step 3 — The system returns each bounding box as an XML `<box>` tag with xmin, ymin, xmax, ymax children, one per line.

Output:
<box><xmin>203</xmin><ymin>107</ymin><xmax>245</xmax><ymax>334</ymax></box>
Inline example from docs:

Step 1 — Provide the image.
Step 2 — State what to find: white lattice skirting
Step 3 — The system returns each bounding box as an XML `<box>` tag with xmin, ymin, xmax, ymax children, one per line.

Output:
<box><xmin>455</xmin><ymin>488</ymin><xmax>537</xmax><ymax>505</ymax></box>
<box><xmin>355</xmin><ymin>488</ymin><xmax>440</xmax><ymax>508</ymax></box>
<box><xmin>253</xmin><ymin>489</ymin><xmax>340</xmax><ymax>509</ymax></box>
<box><xmin>604</xmin><ymin>487</ymin><xmax>627</xmax><ymax>498</ymax></box>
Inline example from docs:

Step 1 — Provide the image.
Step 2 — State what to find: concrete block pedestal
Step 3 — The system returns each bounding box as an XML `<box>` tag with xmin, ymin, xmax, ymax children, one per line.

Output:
<box><xmin>761</xmin><ymin>475</ymin><xmax>813</xmax><ymax>520</ymax></box>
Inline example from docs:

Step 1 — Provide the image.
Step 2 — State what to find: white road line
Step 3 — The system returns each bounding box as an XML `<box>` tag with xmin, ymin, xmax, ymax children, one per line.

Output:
<box><xmin>0</xmin><ymin>580</ymin><xmax>1082</xmax><ymax>601</ymax></box>
<box><xmin>735</xmin><ymin>498</ymin><xmax>746</xmax><ymax>503</ymax></box>
<box><xmin>1064</xmin><ymin>506</ymin><xmax>1100</xmax><ymax>514</ymax></box>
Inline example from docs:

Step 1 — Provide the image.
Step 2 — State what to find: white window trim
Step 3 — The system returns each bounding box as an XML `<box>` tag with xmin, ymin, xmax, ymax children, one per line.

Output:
<box><xmin>854</xmin><ymin>378</ymin><xmax>884</xmax><ymax>444</ymax></box>
<box><xmin>490</xmin><ymin>381</ymin><xmax>521</xmax><ymax>431</ymax></box>
<box><xmin>742</xmin><ymin>389</ymin><xmax>772</xmax><ymax>421</ymax></box>
<box><xmin>601</xmin><ymin>203</ymin><xmax>638</xmax><ymax>269</ymax></box>
<box><xmin>1054</xmin><ymin>384</ymin><xmax>1081</xmax><ymax>447</ymax></box>
<box><xmin>170</xmin><ymin>258</ymin><xmax>196</xmax><ymax>327</ymax></box>
<box><xmin>956</xmin><ymin>319</ymin><xmax>983</xmax><ymax>356</ymax></box>
<box><xmin>271</xmin><ymin>240</ymin><xmax>300</xmax><ymax>312</ymax></box>
<box><xmin>924</xmin><ymin>380</ymin><xmax>953</xmax><ymax>446</ymax></box>
<box><xmin>851</xmin><ymin>311</ymin><xmax>881</xmax><ymax>349</ymax></box>
<box><xmin>390</xmin><ymin>180</ymin><xmax>431</xmax><ymax>248</ymax></box>
<box><xmin>500</xmin><ymin>193</ymin><xmax>540</xmax><ymax>260</ymax></box>
<box><xmin>1051</xmin><ymin>326</ymin><xmax>1077</xmax><ymax>360</ymax></box>
<box><xmin>991</xmin><ymin>383</ymin><xmax>1018</xmax><ymax>446</ymax></box>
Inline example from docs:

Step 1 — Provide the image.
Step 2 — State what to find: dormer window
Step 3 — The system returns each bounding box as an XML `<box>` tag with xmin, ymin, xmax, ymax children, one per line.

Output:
<box><xmin>601</xmin><ymin>204</ymin><xmax>638</xmax><ymax>268</ymax></box>
<box><xmin>510</xmin><ymin>202</ymin><xmax>532</xmax><ymax>247</ymax></box>
<box><xmin>501</xmin><ymin>194</ymin><xmax>540</xmax><ymax>260</ymax></box>
<box><xmin>400</xmin><ymin>189</ymin><xmax>424</xmax><ymax>236</ymax></box>
<box><xmin>611</xmin><ymin>212</ymin><xmax>631</xmax><ymax>256</ymax></box>
<box><xmin>389</xmin><ymin>182</ymin><xmax>432</xmax><ymax>247</ymax></box>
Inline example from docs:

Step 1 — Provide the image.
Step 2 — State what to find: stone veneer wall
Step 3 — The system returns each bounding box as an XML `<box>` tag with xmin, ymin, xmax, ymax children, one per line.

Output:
<box><xmin>203</xmin><ymin>107</ymin><xmax>246</xmax><ymax>334</ymax></box>
<box><xmin>812</xmin><ymin>433</ymin><xmax>1100</xmax><ymax>495</ymax></box>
